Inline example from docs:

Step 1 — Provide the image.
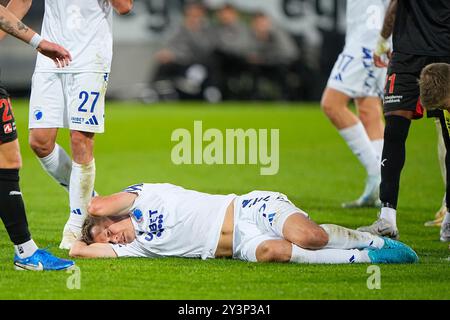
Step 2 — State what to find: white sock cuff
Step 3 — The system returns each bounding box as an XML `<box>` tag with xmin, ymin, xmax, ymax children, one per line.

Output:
<box><xmin>14</xmin><ymin>239</ymin><xmax>38</xmax><ymax>259</ymax></box>
<box><xmin>290</xmin><ymin>244</ymin><xmax>307</xmax><ymax>263</ymax></box>
<box><xmin>443</xmin><ymin>211</ymin><xmax>450</xmax><ymax>224</ymax></box>
<box><xmin>380</xmin><ymin>207</ymin><xmax>397</xmax><ymax>226</ymax></box>
<box><xmin>72</xmin><ymin>159</ymin><xmax>96</xmax><ymax>169</ymax></box>
<box><xmin>39</xmin><ymin>144</ymin><xmax>60</xmax><ymax>163</ymax></box>
<box><xmin>338</xmin><ymin>121</ymin><xmax>364</xmax><ymax>140</ymax></box>
<box><xmin>371</xmin><ymin>139</ymin><xmax>384</xmax><ymax>157</ymax></box>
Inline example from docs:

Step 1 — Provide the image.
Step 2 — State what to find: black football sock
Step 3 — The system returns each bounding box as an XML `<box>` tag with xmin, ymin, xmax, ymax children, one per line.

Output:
<box><xmin>379</xmin><ymin>115</ymin><xmax>411</xmax><ymax>209</ymax></box>
<box><xmin>0</xmin><ymin>169</ymin><xmax>31</xmax><ymax>245</ymax></box>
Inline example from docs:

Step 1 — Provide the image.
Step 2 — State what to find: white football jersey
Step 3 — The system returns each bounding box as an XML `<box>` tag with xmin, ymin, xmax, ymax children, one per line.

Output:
<box><xmin>111</xmin><ymin>183</ymin><xmax>236</xmax><ymax>259</ymax></box>
<box><xmin>35</xmin><ymin>0</ymin><xmax>113</xmax><ymax>73</ymax></box>
<box><xmin>344</xmin><ymin>0</ymin><xmax>389</xmax><ymax>52</ymax></box>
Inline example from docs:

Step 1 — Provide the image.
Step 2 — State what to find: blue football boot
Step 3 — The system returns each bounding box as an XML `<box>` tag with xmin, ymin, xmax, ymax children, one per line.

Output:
<box><xmin>381</xmin><ymin>237</ymin><xmax>410</xmax><ymax>249</ymax></box>
<box><xmin>367</xmin><ymin>246</ymin><xmax>419</xmax><ymax>264</ymax></box>
<box><xmin>14</xmin><ymin>249</ymin><xmax>75</xmax><ymax>271</ymax></box>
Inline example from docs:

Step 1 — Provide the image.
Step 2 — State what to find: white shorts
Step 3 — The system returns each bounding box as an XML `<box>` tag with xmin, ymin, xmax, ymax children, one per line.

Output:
<box><xmin>233</xmin><ymin>191</ymin><xmax>308</xmax><ymax>262</ymax></box>
<box><xmin>327</xmin><ymin>47</ymin><xmax>386</xmax><ymax>98</ymax></box>
<box><xmin>29</xmin><ymin>72</ymin><xmax>109</xmax><ymax>133</ymax></box>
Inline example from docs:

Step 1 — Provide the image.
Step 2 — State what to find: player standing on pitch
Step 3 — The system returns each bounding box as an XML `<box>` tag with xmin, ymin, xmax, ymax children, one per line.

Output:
<box><xmin>358</xmin><ymin>0</ymin><xmax>450</xmax><ymax>242</ymax></box>
<box><xmin>321</xmin><ymin>0</ymin><xmax>388</xmax><ymax>208</ymax></box>
<box><xmin>0</xmin><ymin>2</ymin><xmax>74</xmax><ymax>270</ymax></box>
<box><xmin>12</xmin><ymin>0</ymin><xmax>133</xmax><ymax>250</ymax></box>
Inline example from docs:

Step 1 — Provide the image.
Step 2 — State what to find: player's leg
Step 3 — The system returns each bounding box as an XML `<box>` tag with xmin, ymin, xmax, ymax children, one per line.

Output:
<box><xmin>0</xmin><ymin>140</ymin><xmax>35</xmax><ymax>257</ymax></box>
<box><xmin>358</xmin><ymin>53</ymin><xmax>427</xmax><ymax>239</ymax></box>
<box><xmin>0</xmin><ymin>91</ymin><xmax>73</xmax><ymax>270</ymax></box>
<box><xmin>321</xmin><ymin>88</ymin><xmax>381</xmax><ymax>207</ymax></box>
<box><xmin>435</xmin><ymin>110</ymin><xmax>450</xmax><ymax>242</ymax></box>
<box><xmin>280</xmin><ymin>213</ymin><xmax>384</xmax><ymax>250</ymax></box>
<box><xmin>340</xmin><ymin>96</ymin><xmax>384</xmax><ymax>208</ymax></box>
<box><xmin>240</xmin><ymin>236</ymin><xmax>369</xmax><ymax>264</ymax></box>
<box><xmin>29</xmin><ymin>128</ymin><xmax>72</xmax><ymax>191</ymax></box>
<box><xmin>254</xmin><ymin>239</ymin><xmax>417</xmax><ymax>264</ymax></box>
<box><xmin>60</xmin><ymin>72</ymin><xmax>107</xmax><ymax>249</ymax></box>
<box><xmin>356</xmin><ymin>96</ymin><xmax>385</xmax><ymax>158</ymax></box>
<box><xmin>322</xmin><ymin>49</ymin><xmax>383</xmax><ymax>208</ymax></box>
<box><xmin>63</xmin><ymin>129</ymin><xmax>95</xmax><ymax>244</ymax></box>
<box><xmin>357</xmin><ymin>109</ymin><xmax>413</xmax><ymax>239</ymax></box>
<box><xmin>250</xmin><ymin>192</ymin><xmax>385</xmax><ymax>250</ymax></box>
<box><xmin>29</xmin><ymin>73</ymin><xmax>72</xmax><ymax>192</ymax></box>
<box><xmin>234</xmin><ymin>197</ymin><xmax>417</xmax><ymax>264</ymax></box>
<box><xmin>425</xmin><ymin>118</ymin><xmax>447</xmax><ymax>227</ymax></box>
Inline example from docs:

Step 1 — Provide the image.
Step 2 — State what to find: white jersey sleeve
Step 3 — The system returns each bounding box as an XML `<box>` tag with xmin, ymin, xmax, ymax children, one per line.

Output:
<box><xmin>35</xmin><ymin>0</ymin><xmax>113</xmax><ymax>73</ymax></box>
<box><xmin>110</xmin><ymin>241</ymin><xmax>161</xmax><ymax>258</ymax></box>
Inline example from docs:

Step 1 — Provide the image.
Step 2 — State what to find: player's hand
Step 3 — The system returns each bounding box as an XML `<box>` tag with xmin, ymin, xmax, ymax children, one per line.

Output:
<box><xmin>37</xmin><ymin>39</ymin><xmax>72</xmax><ymax>68</ymax></box>
<box><xmin>373</xmin><ymin>35</ymin><xmax>391</xmax><ymax>68</ymax></box>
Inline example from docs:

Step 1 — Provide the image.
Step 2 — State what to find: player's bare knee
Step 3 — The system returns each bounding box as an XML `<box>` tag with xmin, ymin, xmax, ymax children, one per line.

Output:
<box><xmin>314</xmin><ymin>227</ymin><xmax>329</xmax><ymax>248</ymax></box>
<box><xmin>359</xmin><ymin>109</ymin><xmax>380</xmax><ymax>127</ymax></box>
<box><xmin>29</xmin><ymin>135</ymin><xmax>54</xmax><ymax>158</ymax></box>
<box><xmin>320</xmin><ymin>99</ymin><xmax>337</xmax><ymax>118</ymax></box>
<box><xmin>256</xmin><ymin>241</ymin><xmax>290</xmax><ymax>262</ymax></box>
<box><xmin>295</xmin><ymin>227</ymin><xmax>328</xmax><ymax>249</ymax></box>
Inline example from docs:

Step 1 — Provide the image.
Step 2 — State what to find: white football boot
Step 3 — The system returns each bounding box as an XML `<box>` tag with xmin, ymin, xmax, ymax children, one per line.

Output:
<box><xmin>440</xmin><ymin>221</ymin><xmax>450</xmax><ymax>242</ymax></box>
<box><xmin>342</xmin><ymin>174</ymin><xmax>381</xmax><ymax>208</ymax></box>
<box><xmin>357</xmin><ymin>215</ymin><xmax>399</xmax><ymax>240</ymax></box>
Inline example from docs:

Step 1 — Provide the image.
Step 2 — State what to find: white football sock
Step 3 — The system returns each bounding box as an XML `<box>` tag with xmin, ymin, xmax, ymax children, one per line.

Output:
<box><xmin>14</xmin><ymin>239</ymin><xmax>38</xmax><ymax>259</ymax></box>
<box><xmin>380</xmin><ymin>207</ymin><xmax>397</xmax><ymax>228</ymax></box>
<box><xmin>371</xmin><ymin>139</ymin><xmax>384</xmax><ymax>161</ymax></box>
<box><xmin>67</xmin><ymin>159</ymin><xmax>96</xmax><ymax>230</ymax></box>
<box><xmin>290</xmin><ymin>244</ymin><xmax>370</xmax><ymax>264</ymax></box>
<box><xmin>38</xmin><ymin>144</ymin><xmax>72</xmax><ymax>192</ymax></box>
<box><xmin>321</xmin><ymin>224</ymin><xmax>384</xmax><ymax>249</ymax></box>
<box><xmin>339</xmin><ymin>122</ymin><xmax>379</xmax><ymax>176</ymax></box>
<box><xmin>443</xmin><ymin>212</ymin><xmax>450</xmax><ymax>225</ymax></box>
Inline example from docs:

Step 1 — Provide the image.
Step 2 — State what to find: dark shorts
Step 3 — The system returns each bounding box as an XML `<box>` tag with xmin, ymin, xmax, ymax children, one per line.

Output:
<box><xmin>0</xmin><ymin>84</ymin><xmax>18</xmax><ymax>144</ymax></box>
<box><xmin>383</xmin><ymin>52</ymin><xmax>450</xmax><ymax>119</ymax></box>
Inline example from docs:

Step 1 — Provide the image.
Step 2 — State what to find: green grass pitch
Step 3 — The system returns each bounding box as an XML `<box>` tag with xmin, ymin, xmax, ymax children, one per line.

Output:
<box><xmin>0</xmin><ymin>100</ymin><xmax>449</xmax><ymax>300</ymax></box>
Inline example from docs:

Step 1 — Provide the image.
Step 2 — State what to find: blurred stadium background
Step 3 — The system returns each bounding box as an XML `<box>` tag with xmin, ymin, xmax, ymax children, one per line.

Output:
<box><xmin>0</xmin><ymin>0</ymin><xmax>346</xmax><ymax>102</ymax></box>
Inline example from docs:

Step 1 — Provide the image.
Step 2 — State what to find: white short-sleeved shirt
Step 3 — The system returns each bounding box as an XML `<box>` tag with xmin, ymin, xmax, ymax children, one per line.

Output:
<box><xmin>344</xmin><ymin>0</ymin><xmax>389</xmax><ymax>53</ymax></box>
<box><xmin>326</xmin><ymin>0</ymin><xmax>389</xmax><ymax>98</ymax></box>
<box><xmin>110</xmin><ymin>183</ymin><xmax>236</xmax><ymax>260</ymax></box>
<box><xmin>34</xmin><ymin>0</ymin><xmax>113</xmax><ymax>73</ymax></box>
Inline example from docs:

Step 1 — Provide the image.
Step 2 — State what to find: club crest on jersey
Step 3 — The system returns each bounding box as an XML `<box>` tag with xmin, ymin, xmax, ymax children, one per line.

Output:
<box><xmin>132</xmin><ymin>208</ymin><xmax>144</xmax><ymax>223</ymax></box>
<box><xmin>34</xmin><ymin>110</ymin><xmax>43</xmax><ymax>120</ymax></box>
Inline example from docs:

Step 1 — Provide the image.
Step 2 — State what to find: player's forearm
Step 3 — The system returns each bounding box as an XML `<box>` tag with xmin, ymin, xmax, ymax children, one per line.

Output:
<box><xmin>380</xmin><ymin>0</ymin><xmax>398</xmax><ymax>39</ymax></box>
<box><xmin>0</xmin><ymin>4</ymin><xmax>35</xmax><ymax>42</ymax></box>
<box><xmin>6</xmin><ymin>0</ymin><xmax>32</xmax><ymax>20</ymax></box>
<box><xmin>88</xmin><ymin>192</ymin><xmax>136</xmax><ymax>217</ymax></box>
<box><xmin>0</xmin><ymin>0</ymin><xmax>32</xmax><ymax>39</ymax></box>
<box><xmin>69</xmin><ymin>241</ymin><xmax>117</xmax><ymax>258</ymax></box>
<box><xmin>109</xmin><ymin>0</ymin><xmax>133</xmax><ymax>15</ymax></box>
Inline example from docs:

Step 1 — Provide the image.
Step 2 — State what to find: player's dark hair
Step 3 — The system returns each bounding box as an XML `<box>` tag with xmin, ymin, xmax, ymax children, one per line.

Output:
<box><xmin>419</xmin><ymin>63</ymin><xmax>450</xmax><ymax>109</ymax></box>
<box><xmin>81</xmin><ymin>216</ymin><xmax>103</xmax><ymax>245</ymax></box>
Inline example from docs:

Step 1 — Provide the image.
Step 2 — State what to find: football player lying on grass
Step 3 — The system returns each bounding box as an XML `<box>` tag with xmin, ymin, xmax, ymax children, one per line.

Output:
<box><xmin>70</xmin><ymin>183</ymin><xmax>418</xmax><ymax>264</ymax></box>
